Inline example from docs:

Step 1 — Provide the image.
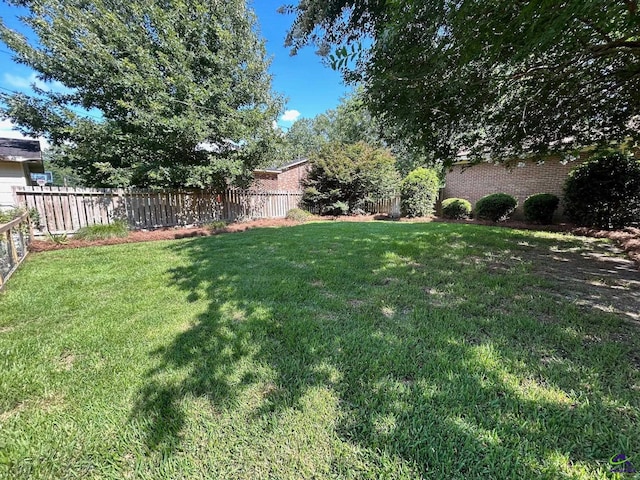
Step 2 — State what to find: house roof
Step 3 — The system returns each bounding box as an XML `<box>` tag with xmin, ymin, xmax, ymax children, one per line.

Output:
<box><xmin>254</xmin><ymin>158</ymin><xmax>309</xmax><ymax>174</ymax></box>
<box><xmin>0</xmin><ymin>137</ymin><xmax>42</xmax><ymax>163</ymax></box>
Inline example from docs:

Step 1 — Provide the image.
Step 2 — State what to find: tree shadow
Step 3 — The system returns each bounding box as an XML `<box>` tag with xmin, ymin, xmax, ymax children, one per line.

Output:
<box><xmin>130</xmin><ymin>222</ymin><xmax>640</xmax><ymax>476</ymax></box>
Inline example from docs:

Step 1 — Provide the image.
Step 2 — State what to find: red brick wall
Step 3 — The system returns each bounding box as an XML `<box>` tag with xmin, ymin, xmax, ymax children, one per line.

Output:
<box><xmin>276</xmin><ymin>163</ymin><xmax>309</xmax><ymax>192</ymax></box>
<box><xmin>253</xmin><ymin>172</ymin><xmax>278</xmax><ymax>191</ymax></box>
<box><xmin>443</xmin><ymin>153</ymin><xmax>592</xmax><ymax>219</ymax></box>
<box><xmin>253</xmin><ymin>163</ymin><xmax>309</xmax><ymax>192</ymax></box>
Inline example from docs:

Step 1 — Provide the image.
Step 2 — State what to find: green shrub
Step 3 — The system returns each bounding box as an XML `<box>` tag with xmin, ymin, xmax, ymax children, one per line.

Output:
<box><xmin>400</xmin><ymin>167</ymin><xmax>440</xmax><ymax>217</ymax></box>
<box><xmin>441</xmin><ymin>198</ymin><xmax>472</xmax><ymax>219</ymax></box>
<box><xmin>285</xmin><ymin>208</ymin><xmax>313</xmax><ymax>222</ymax></box>
<box><xmin>327</xmin><ymin>201</ymin><xmax>349</xmax><ymax>216</ymax></box>
<box><xmin>205</xmin><ymin>220</ymin><xmax>228</xmax><ymax>232</ymax></box>
<box><xmin>563</xmin><ymin>151</ymin><xmax>640</xmax><ymax>229</ymax></box>
<box><xmin>0</xmin><ymin>206</ymin><xmax>26</xmax><ymax>224</ymax></box>
<box><xmin>302</xmin><ymin>142</ymin><xmax>400</xmax><ymax>215</ymax></box>
<box><xmin>74</xmin><ymin>220</ymin><xmax>129</xmax><ymax>240</ymax></box>
<box><xmin>474</xmin><ymin>193</ymin><xmax>517</xmax><ymax>221</ymax></box>
<box><xmin>523</xmin><ymin>193</ymin><xmax>559</xmax><ymax>224</ymax></box>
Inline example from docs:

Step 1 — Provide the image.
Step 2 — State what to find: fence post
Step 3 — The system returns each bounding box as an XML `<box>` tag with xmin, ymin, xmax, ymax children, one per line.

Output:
<box><xmin>6</xmin><ymin>230</ymin><xmax>18</xmax><ymax>268</ymax></box>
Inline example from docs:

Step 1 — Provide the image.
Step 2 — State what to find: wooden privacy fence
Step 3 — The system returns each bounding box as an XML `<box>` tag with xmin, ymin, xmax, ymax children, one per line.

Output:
<box><xmin>13</xmin><ymin>186</ymin><xmax>303</xmax><ymax>235</ymax></box>
<box><xmin>0</xmin><ymin>211</ymin><xmax>33</xmax><ymax>289</ymax></box>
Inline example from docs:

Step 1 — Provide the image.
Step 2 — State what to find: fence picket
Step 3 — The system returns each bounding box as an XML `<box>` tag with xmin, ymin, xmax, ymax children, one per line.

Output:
<box><xmin>12</xmin><ymin>186</ymin><xmax>316</xmax><ymax>235</ymax></box>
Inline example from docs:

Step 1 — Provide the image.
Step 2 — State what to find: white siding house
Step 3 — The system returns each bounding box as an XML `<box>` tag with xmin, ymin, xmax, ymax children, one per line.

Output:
<box><xmin>0</xmin><ymin>138</ymin><xmax>43</xmax><ymax>210</ymax></box>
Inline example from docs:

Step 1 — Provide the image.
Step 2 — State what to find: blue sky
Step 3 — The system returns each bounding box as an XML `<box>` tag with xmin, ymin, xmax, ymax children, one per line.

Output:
<box><xmin>0</xmin><ymin>1</ymin><xmax>351</xmax><ymax>140</ymax></box>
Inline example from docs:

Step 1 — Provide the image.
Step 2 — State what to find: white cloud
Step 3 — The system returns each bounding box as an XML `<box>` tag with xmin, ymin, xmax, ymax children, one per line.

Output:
<box><xmin>280</xmin><ymin>109</ymin><xmax>301</xmax><ymax>122</ymax></box>
<box><xmin>4</xmin><ymin>72</ymin><xmax>68</xmax><ymax>93</ymax></box>
<box><xmin>0</xmin><ymin>119</ymin><xmax>50</xmax><ymax>150</ymax></box>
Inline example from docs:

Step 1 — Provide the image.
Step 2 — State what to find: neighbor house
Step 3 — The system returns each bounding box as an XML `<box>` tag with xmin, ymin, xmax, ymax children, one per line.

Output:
<box><xmin>0</xmin><ymin>138</ymin><xmax>44</xmax><ymax>210</ymax></box>
<box><xmin>253</xmin><ymin>158</ymin><xmax>309</xmax><ymax>192</ymax></box>
<box><xmin>443</xmin><ymin>149</ymin><xmax>640</xmax><ymax>219</ymax></box>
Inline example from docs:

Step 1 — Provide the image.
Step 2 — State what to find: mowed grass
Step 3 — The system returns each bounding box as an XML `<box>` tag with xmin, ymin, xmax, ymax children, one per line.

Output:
<box><xmin>0</xmin><ymin>221</ymin><xmax>639</xmax><ymax>479</ymax></box>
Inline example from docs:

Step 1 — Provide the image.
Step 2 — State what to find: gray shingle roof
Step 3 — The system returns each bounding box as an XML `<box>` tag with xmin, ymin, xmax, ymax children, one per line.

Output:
<box><xmin>0</xmin><ymin>137</ymin><xmax>42</xmax><ymax>161</ymax></box>
<box><xmin>255</xmin><ymin>158</ymin><xmax>308</xmax><ymax>173</ymax></box>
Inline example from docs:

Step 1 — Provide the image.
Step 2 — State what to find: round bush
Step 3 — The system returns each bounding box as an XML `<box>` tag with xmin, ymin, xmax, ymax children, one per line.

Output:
<box><xmin>564</xmin><ymin>152</ymin><xmax>640</xmax><ymax>229</ymax></box>
<box><xmin>474</xmin><ymin>193</ymin><xmax>517</xmax><ymax>221</ymax></box>
<box><xmin>285</xmin><ymin>208</ymin><xmax>312</xmax><ymax>222</ymax></box>
<box><xmin>523</xmin><ymin>193</ymin><xmax>559</xmax><ymax>224</ymax></box>
<box><xmin>441</xmin><ymin>198</ymin><xmax>472</xmax><ymax>219</ymax></box>
<box><xmin>400</xmin><ymin>167</ymin><xmax>440</xmax><ymax>217</ymax></box>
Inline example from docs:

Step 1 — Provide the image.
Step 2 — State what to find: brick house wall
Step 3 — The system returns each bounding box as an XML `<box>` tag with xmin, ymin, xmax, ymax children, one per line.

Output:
<box><xmin>253</xmin><ymin>172</ymin><xmax>279</xmax><ymax>191</ymax></box>
<box><xmin>275</xmin><ymin>163</ymin><xmax>310</xmax><ymax>191</ymax></box>
<box><xmin>442</xmin><ymin>152</ymin><xmax>593</xmax><ymax>219</ymax></box>
<box><xmin>253</xmin><ymin>160</ymin><xmax>309</xmax><ymax>192</ymax></box>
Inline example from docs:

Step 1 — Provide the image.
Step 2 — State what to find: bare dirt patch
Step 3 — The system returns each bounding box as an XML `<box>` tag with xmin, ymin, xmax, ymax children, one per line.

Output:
<box><xmin>57</xmin><ymin>351</ymin><xmax>79</xmax><ymax>371</ymax></box>
<box><xmin>0</xmin><ymin>393</ymin><xmax>64</xmax><ymax>422</ymax></box>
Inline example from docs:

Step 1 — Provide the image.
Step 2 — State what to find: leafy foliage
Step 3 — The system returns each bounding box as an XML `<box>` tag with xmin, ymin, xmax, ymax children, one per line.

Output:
<box><xmin>284</xmin><ymin>1</ymin><xmax>640</xmax><ymax>163</ymax></box>
<box><xmin>285</xmin><ymin>208</ymin><xmax>313</xmax><ymax>222</ymax></box>
<box><xmin>0</xmin><ymin>0</ymin><xmax>282</xmax><ymax>188</ymax></box>
<box><xmin>302</xmin><ymin>142</ymin><xmax>400</xmax><ymax>215</ymax></box>
<box><xmin>523</xmin><ymin>193</ymin><xmax>560</xmax><ymax>225</ymax></box>
<box><xmin>474</xmin><ymin>193</ymin><xmax>517</xmax><ymax>222</ymax></box>
<box><xmin>441</xmin><ymin>198</ymin><xmax>472</xmax><ymax>219</ymax></box>
<box><xmin>400</xmin><ymin>167</ymin><xmax>440</xmax><ymax>217</ymax></box>
<box><xmin>279</xmin><ymin>89</ymin><xmax>382</xmax><ymax>160</ymax></box>
<box><xmin>563</xmin><ymin>152</ymin><xmax>640</xmax><ymax>229</ymax></box>
<box><xmin>205</xmin><ymin>221</ymin><xmax>229</xmax><ymax>232</ymax></box>
<box><xmin>43</xmin><ymin>149</ymin><xmax>85</xmax><ymax>187</ymax></box>
<box><xmin>0</xmin><ymin>207</ymin><xmax>24</xmax><ymax>224</ymax></box>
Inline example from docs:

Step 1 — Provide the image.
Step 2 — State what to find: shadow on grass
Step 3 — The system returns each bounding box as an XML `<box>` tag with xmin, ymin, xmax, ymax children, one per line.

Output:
<box><xmin>131</xmin><ymin>222</ymin><xmax>640</xmax><ymax>477</ymax></box>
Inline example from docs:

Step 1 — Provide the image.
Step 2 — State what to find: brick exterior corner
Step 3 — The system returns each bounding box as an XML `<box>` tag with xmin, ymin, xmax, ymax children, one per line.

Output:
<box><xmin>253</xmin><ymin>161</ymin><xmax>310</xmax><ymax>192</ymax></box>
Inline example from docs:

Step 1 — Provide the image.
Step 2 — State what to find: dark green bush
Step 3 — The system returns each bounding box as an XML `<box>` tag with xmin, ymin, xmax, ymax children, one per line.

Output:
<box><xmin>523</xmin><ymin>193</ymin><xmax>559</xmax><ymax>224</ymax></box>
<box><xmin>441</xmin><ymin>198</ymin><xmax>472</xmax><ymax>219</ymax></box>
<box><xmin>302</xmin><ymin>142</ymin><xmax>400</xmax><ymax>215</ymax></box>
<box><xmin>74</xmin><ymin>220</ymin><xmax>128</xmax><ymax>240</ymax></box>
<box><xmin>563</xmin><ymin>151</ymin><xmax>640</xmax><ymax>229</ymax></box>
<box><xmin>474</xmin><ymin>193</ymin><xmax>517</xmax><ymax>221</ymax></box>
<box><xmin>285</xmin><ymin>208</ymin><xmax>313</xmax><ymax>222</ymax></box>
<box><xmin>327</xmin><ymin>201</ymin><xmax>349</xmax><ymax>216</ymax></box>
<box><xmin>400</xmin><ymin>167</ymin><xmax>440</xmax><ymax>217</ymax></box>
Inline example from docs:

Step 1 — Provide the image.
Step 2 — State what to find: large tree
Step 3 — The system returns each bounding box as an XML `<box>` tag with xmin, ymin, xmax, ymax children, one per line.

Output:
<box><xmin>1</xmin><ymin>0</ymin><xmax>282</xmax><ymax>188</ymax></box>
<box><xmin>283</xmin><ymin>1</ymin><xmax>640</xmax><ymax>164</ymax></box>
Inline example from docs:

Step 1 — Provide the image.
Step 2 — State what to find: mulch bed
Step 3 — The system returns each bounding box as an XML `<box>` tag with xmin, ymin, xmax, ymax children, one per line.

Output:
<box><xmin>28</xmin><ymin>215</ymin><xmax>640</xmax><ymax>268</ymax></box>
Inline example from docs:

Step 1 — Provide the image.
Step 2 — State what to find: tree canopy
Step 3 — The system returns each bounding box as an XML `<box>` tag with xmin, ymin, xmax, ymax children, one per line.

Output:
<box><xmin>283</xmin><ymin>1</ymin><xmax>640</xmax><ymax>164</ymax></box>
<box><xmin>1</xmin><ymin>0</ymin><xmax>282</xmax><ymax>188</ymax></box>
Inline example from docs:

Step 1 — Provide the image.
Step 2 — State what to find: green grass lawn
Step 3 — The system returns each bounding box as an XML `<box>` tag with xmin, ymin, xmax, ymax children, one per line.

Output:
<box><xmin>1</xmin><ymin>221</ymin><xmax>639</xmax><ymax>479</ymax></box>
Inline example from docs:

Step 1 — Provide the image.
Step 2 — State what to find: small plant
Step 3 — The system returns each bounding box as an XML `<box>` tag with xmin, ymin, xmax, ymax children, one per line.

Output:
<box><xmin>46</xmin><ymin>232</ymin><xmax>68</xmax><ymax>244</ymax></box>
<box><xmin>235</xmin><ymin>214</ymin><xmax>254</xmax><ymax>223</ymax></box>
<box><xmin>285</xmin><ymin>208</ymin><xmax>313</xmax><ymax>222</ymax></box>
<box><xmin>400</xmin><ymin>167</ymin><xmax>440</xmax><ymax>217</ymax></box>
<box><xmin>74</xmin><ymin>220</ymin><xmax>129</xmax><ymax>241</ymax></box>
<box><xmin>27</xmin><ymin>207</ymin><xmax>41</xmax><ymax>229</ymax></box>
<box><xmin>474</xmin><ymin>193</ymin><xmax>517</xmax><ymax>222</ymax></box>
<box><xmin>206</xmin><ymin>220</ymin><xmax>228</xmax><ymax>232</ymax></box>
<box><xmin>564</xmin><ymin>151</ymin><xmax>640</xmax><ymax>229</ymax></box>
<box><xmin>327</xmin><ymin>201</ymin><xmax>349</xmax><ymax>216</ymax></box>
<box><xmin>0</xmin><ymin>206</ymin><xmax>25</xmax><ymax>224</ymax></box>
<box><xmin>523</xmin><ymin>193</ymin><xmax>559</xmax><ymax>224</ymax></box>
<box><xmin>441</xmin><ymin>198</ymin><xmax>472</xmax><ymax>219</ymax></box>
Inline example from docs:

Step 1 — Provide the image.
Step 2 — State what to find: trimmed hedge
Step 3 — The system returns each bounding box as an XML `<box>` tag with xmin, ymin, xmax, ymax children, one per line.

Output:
<box><xmin>523</xmin><ymin>193</ymin><xmax>559</xmax><ymax>224</ymax></box>
<box><xmin>474</xmin><ymin>193</ymin><xmax>517</xmax><ymax>222</ymax></box>
<box><xmin>400</xmin><ymin>167</ymin><xmax>440</xmax><ymax>217</ymax></box>
<box><xmin>563</xmin><ymin>151</ymin><xmax>640</xmax><ymax>229</ymax></box>
<box><xmin>441</xmin><ymin>198</ymin><xmax>472</xmax><ymax>219</ymax></box>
